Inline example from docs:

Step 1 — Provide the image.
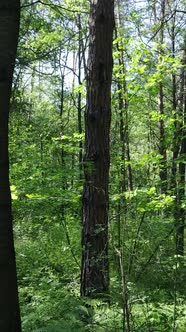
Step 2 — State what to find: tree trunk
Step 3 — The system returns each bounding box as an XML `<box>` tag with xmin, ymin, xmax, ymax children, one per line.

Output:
<box><xmin>0</xmin><ymin>0</ymin><xmax>21</xmax><ymax>330</ymax></box>
<box><xmin>77</xmin><ymin>15</ymin><xmax>83</xmax><ymax>177</ymax></box>
<box><xmin>158</xmin><ymin>82</ymin><xmax>167</xmax><ymax>193</ymax></box>
<box><xmin>158</xmin><ymin>0</ymin><xmax>167</xmax><ymax>194</ymax></box>
<box><xmin>175</xmin><ymin>44</ymin><xmax>186</xmax><ymax>256</ymax></box>
<box><xmin>171</xmin><ymin>15</ymin><xmax>179</xmax><ymax>193</ymax></box>
<box><xmin>81</xmin><ymin>0</ymin><xmax>114</xmax><ymax>297</ymax></box>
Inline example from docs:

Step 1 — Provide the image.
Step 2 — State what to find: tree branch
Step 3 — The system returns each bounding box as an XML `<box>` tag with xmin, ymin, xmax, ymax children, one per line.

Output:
<box><xmin>21</xmin><ymin>0</ymin><xmax>88</xmax><ymax>14</ymax></box>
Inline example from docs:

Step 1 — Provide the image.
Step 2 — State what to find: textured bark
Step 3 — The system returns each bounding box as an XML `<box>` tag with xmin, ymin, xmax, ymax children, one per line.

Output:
<box><xmin>0</xmin><ymin>0</ymin><xmax>21</xmax><ymax>330</ymax></box>
<box><xmin>175</xmin><ymin>45</ymin><xmax>186</xmax><ymax>256</ymax></box>
<box><xmin>81</xmin><ymin>0</ymin><xmax>114</xmax><ymax>297</ymax></box>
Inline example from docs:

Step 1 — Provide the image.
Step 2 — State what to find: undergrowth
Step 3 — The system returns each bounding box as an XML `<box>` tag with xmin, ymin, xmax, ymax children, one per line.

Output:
<box><xmin>15</xmin><ymin>220</ymin><xmax>186</xmax><ymax>332</ymax></box>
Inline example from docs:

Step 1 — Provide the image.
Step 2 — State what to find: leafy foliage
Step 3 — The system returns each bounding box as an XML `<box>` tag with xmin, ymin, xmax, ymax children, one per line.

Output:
<box><xmin>9</xmin><ymin>0</ymin><xmax>186</xmax><ymax>330</ymax></box>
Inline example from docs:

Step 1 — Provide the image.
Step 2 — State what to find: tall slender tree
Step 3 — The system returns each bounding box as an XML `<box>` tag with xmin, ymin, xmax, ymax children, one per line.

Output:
<box><xmin>157</xmin><ymin>0</ymin><xmax>167</xmax><ymax>194</ymax></box>
<box><xmin>0</xmin><ymin>0</ymin><xmax>21</xmax><ymax>330</ymax></box>
<box><xmin>81</xmin><ymin>0</ymin><xmax>114</xmax><ymax>297</ymax></box>
<box><xmin>175</xmin><ymin>43</ymin><xmax>186</xmax><ymax>256</ymax></box>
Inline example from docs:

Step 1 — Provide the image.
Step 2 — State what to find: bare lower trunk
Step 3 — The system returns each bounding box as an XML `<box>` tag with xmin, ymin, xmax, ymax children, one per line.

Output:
<box><xmin>81</xmin><ymin>0</ymin><xmax>114</xmax><ymax>297</ymax></box>
<box><xmin>0</xmin><ymin>0</ymin><xmax>21</xmax><ymax>330</ymax></box>
<box><xmin>175</xmin><ymin>45</ymin><xmax>186</xmax><ymax>256</ymax></box>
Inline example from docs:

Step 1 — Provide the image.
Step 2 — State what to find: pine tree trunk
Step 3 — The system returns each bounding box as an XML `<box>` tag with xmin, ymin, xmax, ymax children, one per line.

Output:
<box><xmin>0</xmin><ymin>0</ymin><xmax>21</xmax><ymax>330</ymax></box>
<box><xmin>175</xmin><ymin>45</ymin><xmax>186</xmax><ymax>256</ymax></box>
<box><xmin>81</xmin><ymin>0</ymin><xmax>114</xmax><ymax>297</ymax></box>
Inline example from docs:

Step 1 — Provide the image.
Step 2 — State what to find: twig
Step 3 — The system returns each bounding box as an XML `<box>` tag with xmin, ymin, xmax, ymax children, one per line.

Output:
<box><xmin>21</xmin><ymin>0</ymin><xmax>89</xmax><ymax>14</ymax></box>
<box><xmin>136</xmin><ymin>223</ymin><xmax>186</xmax><ymax>282</ymax></box>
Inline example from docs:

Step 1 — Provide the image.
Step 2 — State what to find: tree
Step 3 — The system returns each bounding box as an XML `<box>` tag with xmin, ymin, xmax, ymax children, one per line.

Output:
<box><xmin>81</xmin><ymin>0</ymin><xmax>114</xmax><ymax>297</ymax></box>
<box><xmin>175</xmin><ymin>42</ymin><xmax>186</xmax><ymax>255</ymax></box>
<box><xmin>155</xmin><ymin>0</ymin><xmax>167</xmax><ymax>194</ymax></box>
<box><xmin>159</xmin><ymin>0</ymin><xmax>168</xmax><ymax>195</ymax></box>
<box><xmin>0</xmin><ymin>0</ymin><xmax>21</xmax><ymax>330</ymax></box>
